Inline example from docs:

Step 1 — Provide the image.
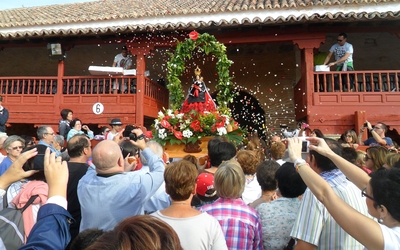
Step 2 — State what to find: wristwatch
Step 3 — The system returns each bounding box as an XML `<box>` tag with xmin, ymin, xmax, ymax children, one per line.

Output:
<box><xmin>294</xmin><ymin>158</ymin><xmax>306</xmax><ymax>167</ymax></box>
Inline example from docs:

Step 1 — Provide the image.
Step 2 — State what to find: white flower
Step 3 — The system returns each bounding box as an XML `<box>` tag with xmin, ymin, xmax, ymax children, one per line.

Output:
<box><xmin>176</xmin><ymin>113</ymin><xmax>184</xmax><ymax>119</ymax></box>
<box><xmin>158</xmin><ymin>129</ymin><xmax>167</xmax><ymax>139</ymax></box>
<box><xmin>182</xmin><ymin>130</ymin><xmax>193</xmax><ymax>138</ymax></box>
<box><xmin>154</xmin><ymin>119</ymin><xmax>159</xmax><ymax>126</ymax></box>
<box><xmin>179</xmin><ymin>123</ymin><xmax>186</xmax><ymax>130</ymax></box>
<box><xmin>167</xmin><ymin>109</ymin><xmax>173</xmax><ymax>116</ymax></box>
<box><xmin>217</xmin><ymin>127</ymin><xmax>227</xmax><ymax>136</ymax></box>
<box><xmin>158</xmin><ymin>111</ymin><xmax>164</xmax><ymax>118</ymax></box>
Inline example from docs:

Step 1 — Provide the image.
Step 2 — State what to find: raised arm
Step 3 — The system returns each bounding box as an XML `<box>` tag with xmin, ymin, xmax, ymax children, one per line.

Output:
<box><xmin>306</xmin><ymin>137</ymin><xmax>370</xmax><ymax>190</ymax></box>
<box><xmin>0</xmin><ymin>149</ymin><xmax>38</xmax><ymax>190</ymax></box>
<box><xmin>288</xmin><ymin>138</ymin><xmax>383</xmax><ymax>250</ymax></box>
<box><xmin>19</xmin><ymin>149</ymin><xmax>73</xmax><ymax>250</ymax></box>
<box><xmin>130</xmin><ymin>129</ymin><xmax>164</xmax><ymax>201</ymax></box>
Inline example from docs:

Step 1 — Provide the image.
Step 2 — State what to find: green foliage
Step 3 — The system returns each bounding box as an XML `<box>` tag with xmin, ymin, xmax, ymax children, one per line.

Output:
<box><xmin>167</xmin><ymin>33</ymin><xmax>234</xmax><ymax>110</ymax></box>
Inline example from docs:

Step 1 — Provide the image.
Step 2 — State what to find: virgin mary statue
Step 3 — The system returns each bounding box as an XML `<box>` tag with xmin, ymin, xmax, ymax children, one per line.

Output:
<box><xmin>180</xmin><ymin>66</ymin><xmax>217</xmax><ymax>113</ymax></box>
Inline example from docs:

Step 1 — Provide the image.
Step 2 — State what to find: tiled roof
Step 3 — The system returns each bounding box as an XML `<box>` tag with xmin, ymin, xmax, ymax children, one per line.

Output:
<box><xmin>0</xmin><ymin>0</ymin><xmax>399</xmax><ymax>39</ymax></box>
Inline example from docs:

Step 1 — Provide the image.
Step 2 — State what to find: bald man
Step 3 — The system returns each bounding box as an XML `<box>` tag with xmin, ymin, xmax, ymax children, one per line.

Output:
<box><xmin>77</xmin><ymin>128</ymin><xmax>164</xmax><ymax>231</ymax></box>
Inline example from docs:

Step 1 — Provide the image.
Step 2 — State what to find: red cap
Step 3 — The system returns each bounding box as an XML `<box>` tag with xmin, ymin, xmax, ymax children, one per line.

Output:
<box><xmin>196</xmin><ymin>173</ymin><xmax>215</xmax><ymax>197</ymax></box>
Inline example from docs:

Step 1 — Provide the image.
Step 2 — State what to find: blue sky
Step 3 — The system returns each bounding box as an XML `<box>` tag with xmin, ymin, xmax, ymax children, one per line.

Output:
<box><xmin>0</xmin><ymin>0</ymin><xmax>96</xmax><ymax>10</ymax></box>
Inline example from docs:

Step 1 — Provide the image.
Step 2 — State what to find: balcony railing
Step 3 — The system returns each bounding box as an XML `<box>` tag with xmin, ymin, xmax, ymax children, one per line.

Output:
<box><xmin>0</xmin><ymin>76</ymin><xmax>167</xmax><ymax>97</ymax></box>
<box><xmin>313</xmin><ymin>70</ymin><xmax>400</xmax><ymax>92</ymax></box>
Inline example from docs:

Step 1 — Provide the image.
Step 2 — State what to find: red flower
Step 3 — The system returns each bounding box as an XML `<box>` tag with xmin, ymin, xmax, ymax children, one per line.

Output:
<box><xmin>145</xmin><ymin>131</ymin><xmax>153</xmax><ymax>139</ymax></box>
<box><xmin>161</xmin><ymin>119</ymin><xmax>171</xmax><ymax>129</ymax></box>
<box><xmin>173</xmin><ymin>130</ymin><xmax>183</xmax><ymax>140</ymax></box>
<box><xmin>189</xmin><ymin>31</ymin><xmax>199</xmax><ymax>40</ymax></box>
<box><xmin>190</xmin><ymin>120</ymin><xmax>202</xmax><ymax>132</ymax></box>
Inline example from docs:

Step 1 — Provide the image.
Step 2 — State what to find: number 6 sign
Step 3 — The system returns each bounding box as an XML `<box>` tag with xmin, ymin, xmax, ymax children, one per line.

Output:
<box><xmin>92</xmin><ymin>102</ymin><xmax>104</xmax><ymax>115</ymax></box>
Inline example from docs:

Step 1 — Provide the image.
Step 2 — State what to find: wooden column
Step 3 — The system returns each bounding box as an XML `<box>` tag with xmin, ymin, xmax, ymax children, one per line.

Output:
<box><xmin>56</xmin><ymin>59</ymin><xmax>65</xmax><ymax>114</ymax></box>
<box><xmin>130</xmin><ymin>46</ymin><xmax>153</xmax><ymax>126</ymax></box>
<box><xmin>293</xmin><ymin>37</ymin><xmax>325</xmax><ymax>122</ymax></box>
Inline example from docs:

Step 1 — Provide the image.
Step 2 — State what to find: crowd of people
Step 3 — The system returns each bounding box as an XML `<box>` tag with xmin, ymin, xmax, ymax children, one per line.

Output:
<box><xmin>0</xmin><ymin>109</ymin><xmax>399</xmax><ymax>249</ymax></box>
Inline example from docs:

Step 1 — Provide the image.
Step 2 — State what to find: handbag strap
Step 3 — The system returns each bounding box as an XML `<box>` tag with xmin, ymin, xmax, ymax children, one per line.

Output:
<box><xmin>2</xmin><ymin>187</ymin><xmax>8</xmax><ymax>209</ymax></box>
<box><xmin>19</xmin><ymin>195</ymin><xmax>39</xmax><ymax>213</ymax></box>
<box><xmin>283</xmin><ymin>238</ymin><xmax>296</xmax><ymax>250</ymax></box>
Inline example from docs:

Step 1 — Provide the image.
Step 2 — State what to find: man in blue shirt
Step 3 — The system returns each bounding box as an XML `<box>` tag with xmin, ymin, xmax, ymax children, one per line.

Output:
<box><xmin>78</xmin><ymin>128</ymin><xmax>164</xmax><ymax>231</ymax></box>
<box><xmin>37</xmin><ymin>125</ymin><xmax>58</xmax><ymax>154</ymax></box>
<box><xmin>358</xmin><ymin>121</ymin><xmax>393</xmax><ymax>146</ymax></box>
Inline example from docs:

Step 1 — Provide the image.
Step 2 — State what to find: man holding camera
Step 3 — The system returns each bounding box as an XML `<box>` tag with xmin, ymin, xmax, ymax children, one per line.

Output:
<box><xmin>358</xmin><ymin>121</ymin><xmax>393</xmax><ymax>146</ymax></box>
<box><xmin>77</xmin><ymin>128</ymin><xmax>164</xmax><ymax>231</ymax></box>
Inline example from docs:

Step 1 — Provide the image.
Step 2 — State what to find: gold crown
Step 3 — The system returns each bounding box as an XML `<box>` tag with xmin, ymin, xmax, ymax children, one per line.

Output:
<box><xmin>194</xmin><ymin>66</ymin><xmax>201</xmax><ymax>76</ymax></box>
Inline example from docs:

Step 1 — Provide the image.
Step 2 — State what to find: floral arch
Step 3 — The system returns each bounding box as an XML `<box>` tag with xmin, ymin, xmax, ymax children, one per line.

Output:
<box><xmin>166</xmin><ymin>32</ymin><xmax>234</xmax><ymax>113</ymax></box>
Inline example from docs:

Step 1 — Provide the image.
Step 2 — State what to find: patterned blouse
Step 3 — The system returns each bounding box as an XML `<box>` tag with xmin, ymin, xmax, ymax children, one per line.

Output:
<box><xmin>256</xmin><ymin>197</ymin><xmax>301</xmax><ymax>250</ymax></box>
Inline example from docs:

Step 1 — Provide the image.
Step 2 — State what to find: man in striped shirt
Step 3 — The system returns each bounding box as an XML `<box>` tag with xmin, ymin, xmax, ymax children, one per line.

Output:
<box><xmin>290</xmin><ymin>138</ymin><xmax>369</xmax><ymax>249</ymax></box>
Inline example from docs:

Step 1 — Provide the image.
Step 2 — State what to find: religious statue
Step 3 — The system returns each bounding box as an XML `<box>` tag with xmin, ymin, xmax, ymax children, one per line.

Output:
<box><xmin>181</xmin><ymin>66</ymin><xmax>217</xmax><ymax>113</ymax></box>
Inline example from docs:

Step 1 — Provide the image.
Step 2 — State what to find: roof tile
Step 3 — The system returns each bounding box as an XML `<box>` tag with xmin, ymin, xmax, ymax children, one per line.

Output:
<box><xmin>0</xmin><ymin>0</ymin><xmax>399</xmax><ymax>39</ymax></box>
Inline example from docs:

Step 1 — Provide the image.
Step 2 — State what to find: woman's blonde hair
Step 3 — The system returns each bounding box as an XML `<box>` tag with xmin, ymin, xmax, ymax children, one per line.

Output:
<box><xmin>384</xmin><ymin>153</ymin><xmax>400</xmax><ymax>169</ymax></box>
<box><xmin>355</xmin><ymin>150</ymin><xmax>366</xmax><ymax>168</ymax></box>
<box><xmin>214</xmin><ymin>160</ymin><xmax>245</xmax><ymax>199</ymax></box>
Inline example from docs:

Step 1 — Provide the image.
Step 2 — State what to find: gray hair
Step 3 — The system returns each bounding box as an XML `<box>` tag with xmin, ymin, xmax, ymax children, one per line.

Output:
<box><xmin>3</xmin><ymin>135</ymin><xmax>25</xmax><ymax>151</ymax></box>
<box><xmin>140</xmin><ymin>140</ymin><xmax>163</xmax><ymax>166</ymax></box>
<box><xmin>54</xmin><ymin>135</ymin><xmax>65</xmax><ymax>146</ymax></box>
<box><xmin>37</xmin><ymin>125</ymin><xmax>51</xmax><ymax>139</ymax></box>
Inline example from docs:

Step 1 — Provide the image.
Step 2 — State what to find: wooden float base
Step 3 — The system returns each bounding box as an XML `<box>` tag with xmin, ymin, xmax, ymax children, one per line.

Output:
<box><xmin>163</xmin><ymin>137</ymin><xmax>212</xmax><ymax>158</ymax></box>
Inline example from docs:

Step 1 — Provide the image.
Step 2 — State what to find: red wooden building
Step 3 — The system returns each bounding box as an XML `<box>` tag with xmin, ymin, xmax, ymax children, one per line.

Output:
<box><xmin>0</xmin><ymin>0</ymin><xmax>399</xmax><ymax>140</ymax></box>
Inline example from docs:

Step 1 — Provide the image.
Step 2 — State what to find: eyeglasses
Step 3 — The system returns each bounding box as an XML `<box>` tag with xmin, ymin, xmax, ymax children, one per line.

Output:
<box><xmin>346</xmin><ymin>135</ymin><xmax>352</xmax><ymax>138</ymax></box>
<box><xmin>364</xmin><ymin>155</ymin><xmax>372</xmax><ymax>161</ymax></box>
<box><xmin>27</xmin><ymin>141</ymin><xmax>35</xmax><ymax>146</ymax></box>
<box><xmin>373</xmin><ymin>127</ymin><xmax>383</xmax><ymax>130</ymax></box>
<box><xmin>45</xmin><ymin>132</ymin><xmax>55</xmax><ymax>136</ymax></box>
<box><xmin>361</xmin><ymin>188</ymin><xmax>375</xmax><ymax>201</ymax></box>
<box><xmin>9</xmin><ymin>146</ymin><xmax>24</xmax><ymax>151</ymax></box>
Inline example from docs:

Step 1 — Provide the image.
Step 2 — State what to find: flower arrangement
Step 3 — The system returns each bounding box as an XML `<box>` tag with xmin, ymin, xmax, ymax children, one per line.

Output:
<box><xmin>152</xmin><ymin>109</ymin><xmax>245</xmax><ymax>146</ymax></box>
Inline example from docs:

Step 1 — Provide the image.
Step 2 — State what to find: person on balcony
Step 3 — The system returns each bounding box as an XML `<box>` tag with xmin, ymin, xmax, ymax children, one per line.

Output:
<box><xmin>0</xmin><ymin>96</ymin><xmax>9</xmax><ymax>133</ymax></box>
<box><xmin>358</xmin><ymin>121</ymin><xmax>393</xmax><ymax>147</ymax></box>
<box><xmin>112</xmin><ymin>46</ymin><xmax>133</xmax><ymax>94</ymax></box>
<box><xmin>323</xmin><ymin>32</ymin><xmax>355</xmax><ymax>91</ymax></box>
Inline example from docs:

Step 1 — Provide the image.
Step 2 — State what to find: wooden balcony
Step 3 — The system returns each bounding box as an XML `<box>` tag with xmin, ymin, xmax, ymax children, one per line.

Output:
<box><xmin>0</xmin><ymin>76</ymin><xmax>169</xmax><ymax>127</ymax></box>
<box><xmin>306</xmin><ymin>70</ymin><xmax>400</xmax><ymax>134</ymax></box>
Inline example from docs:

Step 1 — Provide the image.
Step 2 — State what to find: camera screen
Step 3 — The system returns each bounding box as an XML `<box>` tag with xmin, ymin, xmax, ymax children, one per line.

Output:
<box><xmin>301</xmin><ymin>141</ymin><xmax>309</xmax><ymax>153</ymax></box>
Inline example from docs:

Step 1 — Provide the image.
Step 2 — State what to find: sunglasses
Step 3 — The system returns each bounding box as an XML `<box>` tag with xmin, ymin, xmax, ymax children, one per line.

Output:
<box><xmin>364</xmin><ymin>155</ymin><xmax>372</xmax><ymax>161</ymax></box>
<box><xmin>361</xmin><ymin>188</ymin><xmax>375</xmax><ymax>201</ymax></box>
<box><xmin>10</xmin><ymin>146</ymin><xmax>24</xmax><ymax>150</ymax></box>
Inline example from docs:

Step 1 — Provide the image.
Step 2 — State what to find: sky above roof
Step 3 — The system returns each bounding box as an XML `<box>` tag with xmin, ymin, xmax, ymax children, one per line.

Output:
<box><xmin>0</xmin><ymin>0</ymin><xmax>96</xmax><ymax>10</ymax></box>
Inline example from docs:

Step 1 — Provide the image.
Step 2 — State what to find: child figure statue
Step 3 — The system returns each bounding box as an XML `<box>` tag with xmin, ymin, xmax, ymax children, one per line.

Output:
<box><xmin>181</xmin><ymin>66</ymin><xmax>217</xmax><ymax>113</ymax></box>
